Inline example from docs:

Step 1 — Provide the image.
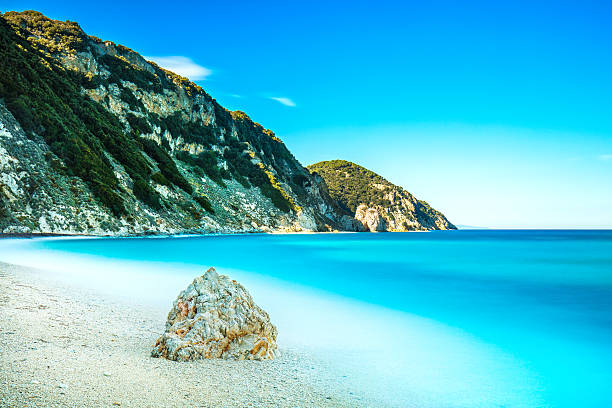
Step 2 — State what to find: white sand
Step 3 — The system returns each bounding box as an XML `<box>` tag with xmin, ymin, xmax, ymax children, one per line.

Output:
<box><xmin>0</xmin><ymin>262</ymin><xmax>369</xmax><ymax>407</ymax></box>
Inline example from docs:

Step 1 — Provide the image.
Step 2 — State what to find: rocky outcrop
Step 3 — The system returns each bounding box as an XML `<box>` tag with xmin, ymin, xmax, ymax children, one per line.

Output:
<box><xmin>355</xmin><ymin>204</ymin><xmax>387</xmax><ymax>232</ymax></box>
<box><xmin>308</xmin><ymin>160</ymin><xmax>456</xmax><ymax>231</ymax></box>
<box><xmin>152</xmin><ymin>268</ymin><xmax>278</xmax><ymax>361</ymax></box>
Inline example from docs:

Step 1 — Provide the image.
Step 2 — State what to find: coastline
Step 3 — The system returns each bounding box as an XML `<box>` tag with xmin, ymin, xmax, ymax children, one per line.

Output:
<box><xmin>0</xmin><ymin>262</ymin><xmax>366</xmax><ymax>408</ymax></box>
<box><xmin>0</xmin><ymin>228</ymin><xmax>442</xmax><ymax>240</ymax></box>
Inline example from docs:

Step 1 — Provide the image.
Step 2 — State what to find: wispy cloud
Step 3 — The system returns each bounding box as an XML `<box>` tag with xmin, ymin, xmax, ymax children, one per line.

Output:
<box><xmin>599</xmin><ymin>154</ymin><xmax>612</xmax><ymax>161</ymax></box>
<box><xmin>268</xmin><ymin>96</ymin><xmax>296</xmax><ymax>107</ymax></box>
<box><xmin>144</xmin><ymin>56</ymin><xmax>212</xmax><ymax>81</ymax></box>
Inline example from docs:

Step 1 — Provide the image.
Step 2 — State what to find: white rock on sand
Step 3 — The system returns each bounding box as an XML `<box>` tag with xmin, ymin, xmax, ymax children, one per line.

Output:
<box><xmin>152</xmin><ymin>267</ymin><xmax>278</xmax><ymax>361</ymax></box>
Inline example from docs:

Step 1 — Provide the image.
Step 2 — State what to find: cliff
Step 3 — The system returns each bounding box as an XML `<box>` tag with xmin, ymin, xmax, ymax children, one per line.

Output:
<box><xmin>307</xmin><ymin>160</ymin><xmax>455</xmax><ymax>231</ymax></box>
<box><xmin>0</xmin><ymin>11</ymin><xmax>352</xmax><ymax>234</ymax></box>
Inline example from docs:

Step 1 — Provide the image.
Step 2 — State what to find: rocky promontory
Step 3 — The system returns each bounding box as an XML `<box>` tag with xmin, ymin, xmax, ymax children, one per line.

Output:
<box><xmin>308</xmin><ymin>160</ymin><xmax>455</xmax><ymax>231</ymax></box>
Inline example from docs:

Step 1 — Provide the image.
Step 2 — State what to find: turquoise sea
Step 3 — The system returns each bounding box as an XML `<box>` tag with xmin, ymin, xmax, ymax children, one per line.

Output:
<box><xmin>1</xmin><ymin>230</ymin><xmax>611</xmax><ymax>407</ymax></box>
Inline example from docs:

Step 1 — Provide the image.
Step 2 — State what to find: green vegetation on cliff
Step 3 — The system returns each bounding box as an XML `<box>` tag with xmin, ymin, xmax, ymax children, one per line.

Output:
<box><xmin>1</xmin><ymin>12</ymin><xmax>133</xmax><ymax>215</ymax></box>
<box><xmin>0</xmin><ymin>10</ymin><xmax>299</xmax><ymax>216</ymax></box>
<box><xmin>308</xmin><ymin>160</ymin><xmax>393</xmax><ymax>213</ymax></box>
<box><xmin>308</xmin><ymin>160</ymin><xmax>456</xmax><ymax>231</ymax></box>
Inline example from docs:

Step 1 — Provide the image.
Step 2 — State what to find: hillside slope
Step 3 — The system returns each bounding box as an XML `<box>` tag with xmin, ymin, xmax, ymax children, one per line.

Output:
<box><xmin>308</xmin><ymin>160</ymin><xmax>455</xmax><ymax>231</ymax></box>
<box><xmin>0</xmin><ymin>11</ymin><xmax>357</xmax><ymax>234</ymax></box>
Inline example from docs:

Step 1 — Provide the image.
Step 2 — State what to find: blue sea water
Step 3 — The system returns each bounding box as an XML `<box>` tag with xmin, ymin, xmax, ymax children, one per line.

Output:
<box><xmin>1</xmin><ymin>230</ymin><xmax>611</xmax><ymax>407</ymax></box>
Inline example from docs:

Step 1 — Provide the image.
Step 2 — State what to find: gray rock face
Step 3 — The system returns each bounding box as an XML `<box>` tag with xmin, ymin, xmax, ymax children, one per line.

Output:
<box><xmin>352</xmin><ymin>189</ymin><xmax>455</xmax><ymax>232</ymax></box>
<box><xmin>0</xmin><ymin>103</ymin><xmax>122</xmax><ymax>234</ymax></box>
<box><xmin>152</xmin><ymin>268</ymin><xmax>278</xmax><ymax>361</ymax></box>
<box><xmin>355</xmin><ymin>204</ymin><xmax>387</xmax><ymax>232</ymax></box>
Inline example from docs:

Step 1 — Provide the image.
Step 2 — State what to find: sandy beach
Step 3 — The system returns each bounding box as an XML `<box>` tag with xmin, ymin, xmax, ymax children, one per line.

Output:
<box><xmin>0</xmin><ymin>262</ymin><xmax>366</xmax><ymax>408</ymax></box>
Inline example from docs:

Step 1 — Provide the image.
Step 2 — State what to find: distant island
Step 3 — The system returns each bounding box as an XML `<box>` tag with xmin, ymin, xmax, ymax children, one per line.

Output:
<box><xmin>0</xmin><ymin>11</ymin><xmax>454</xmax><ymax>235</ymax></box>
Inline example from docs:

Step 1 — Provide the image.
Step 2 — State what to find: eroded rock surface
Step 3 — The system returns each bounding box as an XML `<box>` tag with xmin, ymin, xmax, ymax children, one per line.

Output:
<box><xmin>355</xmin><ymin>204</ymin><xmax>387</xmax><ymax>232</ymax></box>
<box><xmin>152</xmin><ymin>267</ymin><xmax>278</xmax><ymax>361</ymax></box>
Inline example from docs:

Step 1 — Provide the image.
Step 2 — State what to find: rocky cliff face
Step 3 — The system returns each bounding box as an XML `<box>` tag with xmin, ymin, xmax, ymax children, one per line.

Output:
<box><xmin>0</xmin><ymin>11</ymin><xmax>350</xmax><ymax>234</ymax></box>
<box><xmin>308</xmin><ymin>160</ymin><xmax>456</xmax><ymax>231</ymax></box>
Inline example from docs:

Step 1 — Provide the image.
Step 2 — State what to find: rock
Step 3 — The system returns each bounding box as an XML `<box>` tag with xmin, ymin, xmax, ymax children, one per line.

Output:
<box><xmin>152</xmin><ymin>267</ymin><xmax>278</xmax><ymax>361</ymax></box>
<box><xmin>355</xmin><ymin>204</ymin><xmax>387</xmax><ymax>232</ymax></box>
<box><xmin>58</xmin><ymin>383</ymin><xmax>67</xmax><ymax>389</ymax></box>
<box><xmin>339</xmin><ymin>214</ymin><xmax>367</xmax><ymax>232</ymax></box>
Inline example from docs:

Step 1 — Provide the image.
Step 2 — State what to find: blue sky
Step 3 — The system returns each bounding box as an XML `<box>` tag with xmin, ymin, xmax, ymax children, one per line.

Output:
<box><xmin>4</xmin><ymin>0</ymin><xmax>611</xmax><ymax>228</ymax></box>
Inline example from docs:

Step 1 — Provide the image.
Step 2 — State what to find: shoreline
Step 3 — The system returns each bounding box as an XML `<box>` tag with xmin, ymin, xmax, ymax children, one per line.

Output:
<box><xmin>0</xmin><ymin>229</ymin><xmax>448</xmax><ymax>240</ymax></box>
<box><xmin>0</xmin><ymin>261</ymin><xmax>367</xmax><ymax>407</ymax></box>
